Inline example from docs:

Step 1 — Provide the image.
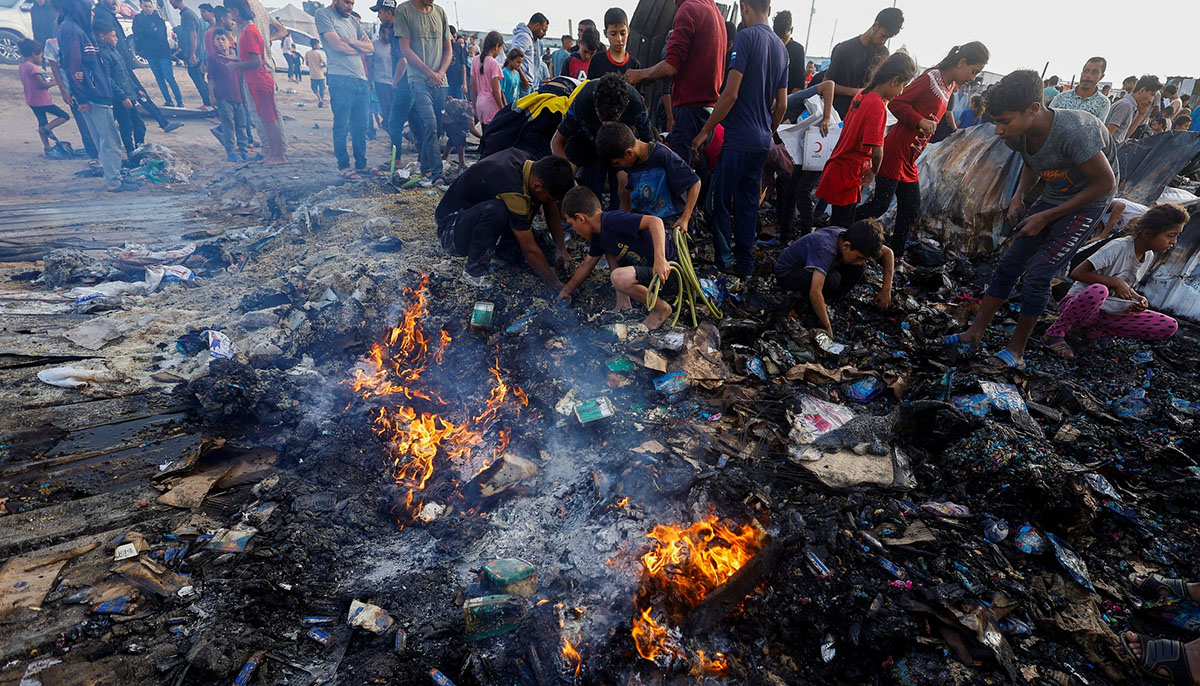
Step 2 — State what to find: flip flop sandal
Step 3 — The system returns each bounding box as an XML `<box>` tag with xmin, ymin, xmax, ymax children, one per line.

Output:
<box><xmin>984</xmin><ymin>349</ymin><xmax>1026</xmax><ymax>371</ymax></box>
<box><xmin>1044</xmin><ymin>337</ymin><xmax>1075</xmax><ymax>359</ymax></box>
<box><xmin>340</xmin><ymin>168</ymin><xmax>360</xmax><ymax>179</ymax></box>
<box><xmin>1122</xmin><ymin>632</ymin><xmax>1195</xmax><ymax>684</ymax></box>
<box><xmin>1130</xmin><ymin>573</ymin><xmax>1190</xmax><ymax>602</ymax></box>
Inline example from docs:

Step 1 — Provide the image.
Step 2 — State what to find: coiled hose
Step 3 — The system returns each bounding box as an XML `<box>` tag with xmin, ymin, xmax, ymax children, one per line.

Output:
<box><xmin>646</xmin><ymin>227</ymin><xmax>723</xmax><ymax>328</ymax></box>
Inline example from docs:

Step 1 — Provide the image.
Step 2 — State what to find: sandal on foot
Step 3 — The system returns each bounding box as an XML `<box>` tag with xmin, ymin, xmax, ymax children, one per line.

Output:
<box><xmin>984</xmin><ymin>349</ymin><xmax>1026</xmax><ymax>371</ymax></box>
<box><xmin>1131</xmin><ymin>573</ymin><xmax>1190</xmax><ymax>602</ymax></box>
<box><xmin>1122</xmin><ymin>632</ymin><xmax>1195</xmax><ymax>684</ymax></box>
<box><xmin>1044</xmin><ymin>337</ymin><xmax>1075</xmax><ymax>359</ymax></box>
<box><xmin>340</xmin><ymin>168</ymin><xmax>360</xmax><ymax>179</ymax></box>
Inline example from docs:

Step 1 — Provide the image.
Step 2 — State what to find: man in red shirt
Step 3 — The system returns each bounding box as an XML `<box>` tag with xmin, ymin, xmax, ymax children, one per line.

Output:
<box><xmin>626</xmin><ymin>0</ymin><xmax>726</xmax><ymax>165</ymax></box>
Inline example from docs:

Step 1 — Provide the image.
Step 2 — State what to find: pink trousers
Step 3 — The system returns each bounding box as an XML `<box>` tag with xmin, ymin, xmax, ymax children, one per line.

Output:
<box><xmin>1046</xmin><ymin>283</ymin><xmax>1177</xmax><ymax>340</ymax></box>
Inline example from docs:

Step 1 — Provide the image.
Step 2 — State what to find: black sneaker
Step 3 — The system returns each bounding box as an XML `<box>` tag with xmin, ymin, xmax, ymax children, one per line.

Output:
<box><xmin>163</xmin><ymin>122</ymin><xmax>183</xmax><ymax>133</ymax></box>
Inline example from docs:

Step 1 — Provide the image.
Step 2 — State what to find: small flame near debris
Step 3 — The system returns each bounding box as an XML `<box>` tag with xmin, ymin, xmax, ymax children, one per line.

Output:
<box><xmin>562</xmin><ymin>637</ymin><xmax>582</xmax><ymax>677</ymax></box>
<box><xmin>631</xmin><ymin>514</ymin><xmax>767</xmax><ymax>672</ymax></box>
<box><xmin>348</xmin><ymin>276</ymin><xmax>527</xmax><ymax>524</ymax></box>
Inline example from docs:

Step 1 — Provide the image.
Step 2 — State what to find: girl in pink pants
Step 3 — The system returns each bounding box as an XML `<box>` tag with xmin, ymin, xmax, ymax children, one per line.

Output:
<box><xmin>1044</xmin><ymin>203</ymin><xmax>1188</xmax><ymax>359</ymax></box>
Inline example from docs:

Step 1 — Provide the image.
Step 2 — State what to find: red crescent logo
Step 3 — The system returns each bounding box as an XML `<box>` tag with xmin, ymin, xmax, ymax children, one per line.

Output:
<box><xmin>814</xmin><ymin>141</ymin><xmax>823</xmax><ymax>153</ymax></box>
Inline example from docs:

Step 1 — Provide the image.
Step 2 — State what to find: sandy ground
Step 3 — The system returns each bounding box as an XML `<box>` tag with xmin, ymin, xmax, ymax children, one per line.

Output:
<box><xmin>0</xmin><ymin>62</ymin><xmax>417</xmax><ymax>201</ymax></box>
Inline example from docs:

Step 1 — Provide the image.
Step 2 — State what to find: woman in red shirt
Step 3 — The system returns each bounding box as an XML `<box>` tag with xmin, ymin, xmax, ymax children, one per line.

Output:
<box><xmin>815</xmin><ymin>52</ymin><xmax>916</xmax><ymax>228</ymax></box>
<box><xmin>858</xmin><ymin>43</ymin><xmax>989</xmax><ymax>260</ymax></box>
<box><xmin>225</xmin><ymin>0</ymin><xmax>287</xmax><ymax>164</ymax></box>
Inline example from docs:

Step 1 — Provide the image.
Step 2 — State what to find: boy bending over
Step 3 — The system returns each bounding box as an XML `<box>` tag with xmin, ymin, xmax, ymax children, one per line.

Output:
<box><xmin>774</xmin><ymin>218</ymin><xmax>894</xmax><ymax>336</ymax></box>
<box><xmin>558</xmin><ymin>186</ymin><xmax>675</xmax><ymax>329</ymax></box>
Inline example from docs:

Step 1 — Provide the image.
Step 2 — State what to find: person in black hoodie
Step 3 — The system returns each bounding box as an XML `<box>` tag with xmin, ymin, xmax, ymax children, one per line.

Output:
<box><xmin>94</xmin><ymin>0</ymin><xmax>182</xmax><ymax>132</ymax></box>
<box><xmin>58</xmin><ymin>0</ymin><xmax>136</xmax><ymax>191</ymax></box>
<box><xmin>96</xmin><ymin>20</ymin><xmax>146</xmax><ymax>159</ymax></box>
<box><xmin>31</xmin><ymin>0</ymin><xmax>57</xmax><ymax>44</ymax></box>
<box><xmin>133</xmin><ymin>0</ymin><xmax>183</xmax><ymax>107</ymax></box>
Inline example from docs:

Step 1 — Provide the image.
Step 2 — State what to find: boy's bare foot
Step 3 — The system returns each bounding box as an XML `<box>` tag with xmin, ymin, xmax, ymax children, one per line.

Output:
<box><xmin>643</xmin><ymin>300</ymin><xmax>672</xmax><ymax>330</ymax></box>
<box><xmin>1123</xmin><ymin>632</ymin><xmax>1200</xmax><ymax>684</ymax></box>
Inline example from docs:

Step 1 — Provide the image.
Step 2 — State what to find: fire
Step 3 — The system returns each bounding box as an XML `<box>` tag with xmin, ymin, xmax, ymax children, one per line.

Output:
<box><xmin>691</xmin><ymin>651</ymin><xmax>729</xmax><ymax>677</ymax></box>
<box><xmin>631</xmin><ymin>514</ymin><xmax>767</xmax><ymax>668</ymax></box>
<box><xmin>562</xmin><ymin>637</ymin><xmax>582</xmax><ymax>677</ymax></box>
<box><xmin>631</xmin><ymin>606</ymin><xmax>683</xmax><ymax>663</ymax></box>
<box><xmin>349</xmin><ymin>276</ymin><xmax>527</xmax><ymax>523</ymax></box>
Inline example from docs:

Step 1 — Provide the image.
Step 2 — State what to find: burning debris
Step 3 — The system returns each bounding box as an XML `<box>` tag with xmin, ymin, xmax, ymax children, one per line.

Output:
<box><xmin>632</xmin><ymin>514</ymin><xmax>767</xmax><ymax>673</ymax></box>
<box><xmin>349</xmin><ymin>275</ymin><xmax>528</xmax><ymax>524</ymax></box>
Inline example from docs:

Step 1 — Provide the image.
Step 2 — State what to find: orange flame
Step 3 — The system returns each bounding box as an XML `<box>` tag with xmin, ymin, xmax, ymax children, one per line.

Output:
<box><xmin>350</xmin><ymin>277</ymin><xmax>526</xmax><ymax>523</ymax></box>
<box><xmin>562</xmin><ymin>637</ymin><xmax>582</xmax><ymax>678</ymax></box>
<box><xmin>631</xmin><ymin>515</ymin><xmax>766</xmax><ymax>667</ymax></box>
<box><xmin>691</xmin><ymin>651</ymin><xmax>729</xmax><ymax>677</ymax></box>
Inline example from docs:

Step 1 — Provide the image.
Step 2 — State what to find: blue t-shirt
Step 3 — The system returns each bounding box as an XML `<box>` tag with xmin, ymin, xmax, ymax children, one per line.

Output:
<box><xmin>773</xmin><ymin>226</ymin><xmax>842</xmax><ymax>279</ymax></box>
<box><xmin>722</xmin><ymin>23</ymin><xmax>789</xmax><ymax>153</ymax></box>
<box><xmin>957</xmin><ymin>109</ymin><xmax>980</xmax><ymax>128</ymax></box>
<box><xmin>587</xmin><ymin>211</ymin><xmax>676</xmax><ymax>266</ymax></box>
<box><xmin>625</xmin><ymin>143</ymin><xmax>700</xmax><ymax>221</ymax></box>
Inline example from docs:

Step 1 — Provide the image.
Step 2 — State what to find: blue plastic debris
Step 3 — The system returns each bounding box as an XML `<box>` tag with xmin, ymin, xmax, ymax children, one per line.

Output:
<box><xmin>848</xmin><ymin>376</ymin><xmax>887</xmax><ymax>403</ymax></box>
<box><xmin>1013</xmin><ymin>525</ymin><xmax>1049</xmax><ymax>555</ymax></box>
<box><xmin>1047</xmin><ymin>531</ymin><xmax>1095</xmax><ymax>591</ymax></box>
<box><xmin>653</xmin><ymin>371</ymin><xmax>689</xmax><ymax>396</ymax></box>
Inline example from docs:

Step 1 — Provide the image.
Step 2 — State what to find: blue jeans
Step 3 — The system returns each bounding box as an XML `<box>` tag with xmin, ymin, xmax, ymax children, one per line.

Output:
<box><xmin>408</xmin><ymin>80</ymin><xmax>447</xmax><ymax>177</ymax></box>
<box><xmin>328</xmin><ymin>74</ymin><xmax>369</xmax><ymax>171</ymax></box>
<box><xmin>666</xmin><ymin>106</ymin><xmax>711</xmax><ymax>166</ymax></box>
<box><xmin>148</xmin><ymin>57</ymin><xmax>182</xmax><ymax>106</ymax></box>
<box><xmin>784</xmin><ymin>84</ymin><xmax>821</xmax><ymax>122</ymax></box>
<box><xmin>388</xmin><ymin>78</ymin><xmax>412</xmax><ymax>155</ymax></box>
<box><xmin>710</xmin><ymin>147</ymin><xmax>768</xmax><ymax>274</ymax></box>
<box><xmin>985</xmin><ymin>199</ymin><xmax>1106</xmax><ymax>317</ymax></box>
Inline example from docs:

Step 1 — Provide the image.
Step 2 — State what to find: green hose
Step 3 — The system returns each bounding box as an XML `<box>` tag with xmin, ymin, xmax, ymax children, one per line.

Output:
<box><xmin>646</xmin><ymin>227</ymin><xmax>723</xmax><ymax>328</ymax></box>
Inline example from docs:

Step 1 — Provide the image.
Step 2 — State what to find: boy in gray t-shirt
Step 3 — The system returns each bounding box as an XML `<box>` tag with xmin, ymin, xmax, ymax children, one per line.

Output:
<box><xmin>941</xmin><ymin>70</ymin><xmax>1119</xmax><ymax>370</ymax></box>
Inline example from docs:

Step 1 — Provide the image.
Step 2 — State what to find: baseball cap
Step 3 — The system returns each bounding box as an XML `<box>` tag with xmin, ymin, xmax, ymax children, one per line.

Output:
<box><xmin>369</xmin><ymin>0</ymin><xmax>396</xmax><ymax>11</ymax></box>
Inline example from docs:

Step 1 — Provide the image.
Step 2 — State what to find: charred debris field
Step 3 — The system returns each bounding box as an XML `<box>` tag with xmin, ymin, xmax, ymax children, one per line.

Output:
<box><xmin>2</xmin><ymin>183</ymin><xmax>1200</xmax><ymax>686</ymax></box>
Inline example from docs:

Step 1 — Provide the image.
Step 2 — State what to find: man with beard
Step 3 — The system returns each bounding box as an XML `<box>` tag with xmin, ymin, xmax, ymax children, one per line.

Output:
<box><xmin>316</xmin><ymin>0</ymin><xmax>374</xmax><ymax>176</ymax></box>
<box><xmin>1050</xmin><ymin>57</ymin><xmax>1111</xmax><ymax>121</ymax></box>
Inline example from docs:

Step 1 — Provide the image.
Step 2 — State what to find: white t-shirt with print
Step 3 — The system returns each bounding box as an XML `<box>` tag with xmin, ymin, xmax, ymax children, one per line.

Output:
<box><xmin>1068</xmin><ymin>236</ymin><xmax>1155</xmax><ymax>312</ymax></box>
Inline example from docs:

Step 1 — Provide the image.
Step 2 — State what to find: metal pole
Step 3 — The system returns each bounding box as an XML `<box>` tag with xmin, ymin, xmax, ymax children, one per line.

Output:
<box><xmin>828</xmin><ymin>19</ymin><xmax>837</xmax><ymax>57</ymax></box>
<box><xmin>804</xmin><ymin>0</ymin><xmax>815</xmax><ymax>50</ymax></box>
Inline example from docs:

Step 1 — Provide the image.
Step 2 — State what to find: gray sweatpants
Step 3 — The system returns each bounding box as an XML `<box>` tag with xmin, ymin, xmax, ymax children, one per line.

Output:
<box><xmin>79</xmin><ymin>104</ymin><xmax>123</xmax><ymax>187</ymax></box>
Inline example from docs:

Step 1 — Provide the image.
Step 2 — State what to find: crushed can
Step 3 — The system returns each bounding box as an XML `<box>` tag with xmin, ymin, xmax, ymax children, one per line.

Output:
<box><xmin>301</xmin><ymin>616</ymin><xmax>335</xmax><ymax>626</ymax></box>
<box><xmin>233</xmin><ymin>651</ymin><xmax>265</xmax><ymax>686</ymax></box>
<box><xmin>470</xmin><ymin>302</ymin><xmax>495</xmax><ymax>334</ymax></box>
<box><xmin>805</xmin><ymin>550</ymin><xmax>832</xmax><ymax>579</ymax></box>
<box><xmin>574</xmin><ymin>397</ymin><xmax>615</xmax><ymax>424</ymax></box>
<box><xmin>306</xmin><ymin>628</ymin><xmax>336</xmax><ymax>646</ymax></box>
<box><xmin>429</xmin><ymin>669</ymin><xmax>457</xmax><ymax>686</ymax></box>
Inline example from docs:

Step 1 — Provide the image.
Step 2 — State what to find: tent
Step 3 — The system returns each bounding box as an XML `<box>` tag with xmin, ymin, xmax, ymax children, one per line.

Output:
<box><xmin>270</xmin><ymin>3</ymin><xmax>317</xmax><ymax>37</ymax></box>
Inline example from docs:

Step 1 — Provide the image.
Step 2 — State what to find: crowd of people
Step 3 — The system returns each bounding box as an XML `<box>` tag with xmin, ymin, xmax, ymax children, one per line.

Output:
<box><xmin>18</xmin><ymin>0</ymin><xmax>296</xmax><ymax>190</ymax></box>
<box><xmin>434</xmin><ymin>1</ymin><xmax>1188</xmax><ymax>368</ymax></box>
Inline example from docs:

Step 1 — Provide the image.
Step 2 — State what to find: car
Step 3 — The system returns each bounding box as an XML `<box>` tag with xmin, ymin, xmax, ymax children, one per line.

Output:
<box><xmin>269</xmin><ymin>27</ymin><xmax>315</xmax><ymax>75</ymax></box>
<box><xmin>0</xmin><ymin>0</ymin><xmax>34</xmax><ymax>64</ymax></box>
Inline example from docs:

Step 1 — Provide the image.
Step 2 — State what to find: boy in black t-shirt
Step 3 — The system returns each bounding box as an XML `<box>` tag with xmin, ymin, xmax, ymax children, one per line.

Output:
<box><xmin>596</xmin><ymin>122</ymin><xmax>701</xmax><ymax>234</ymax></box>
<box><xmin>558</xmin><ymin>187</ymin><xmax>676</xmax><ymax>329</ymax></box>
<box><xmin>823</xmin><ymin>7</ymin><xmax>903</xmax><ymax>117</ymax></box>
<box><xmin>588</xmin><ymin>7</ymin><xmax>640</xmax><ymax>79</ymax></box>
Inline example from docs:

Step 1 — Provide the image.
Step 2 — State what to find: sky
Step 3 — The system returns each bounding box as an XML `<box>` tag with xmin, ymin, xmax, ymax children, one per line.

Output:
<box><xmin>387</xmin><ymin>0</ymin><xmax>1199</xmax><ymax>86</ymax></box>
